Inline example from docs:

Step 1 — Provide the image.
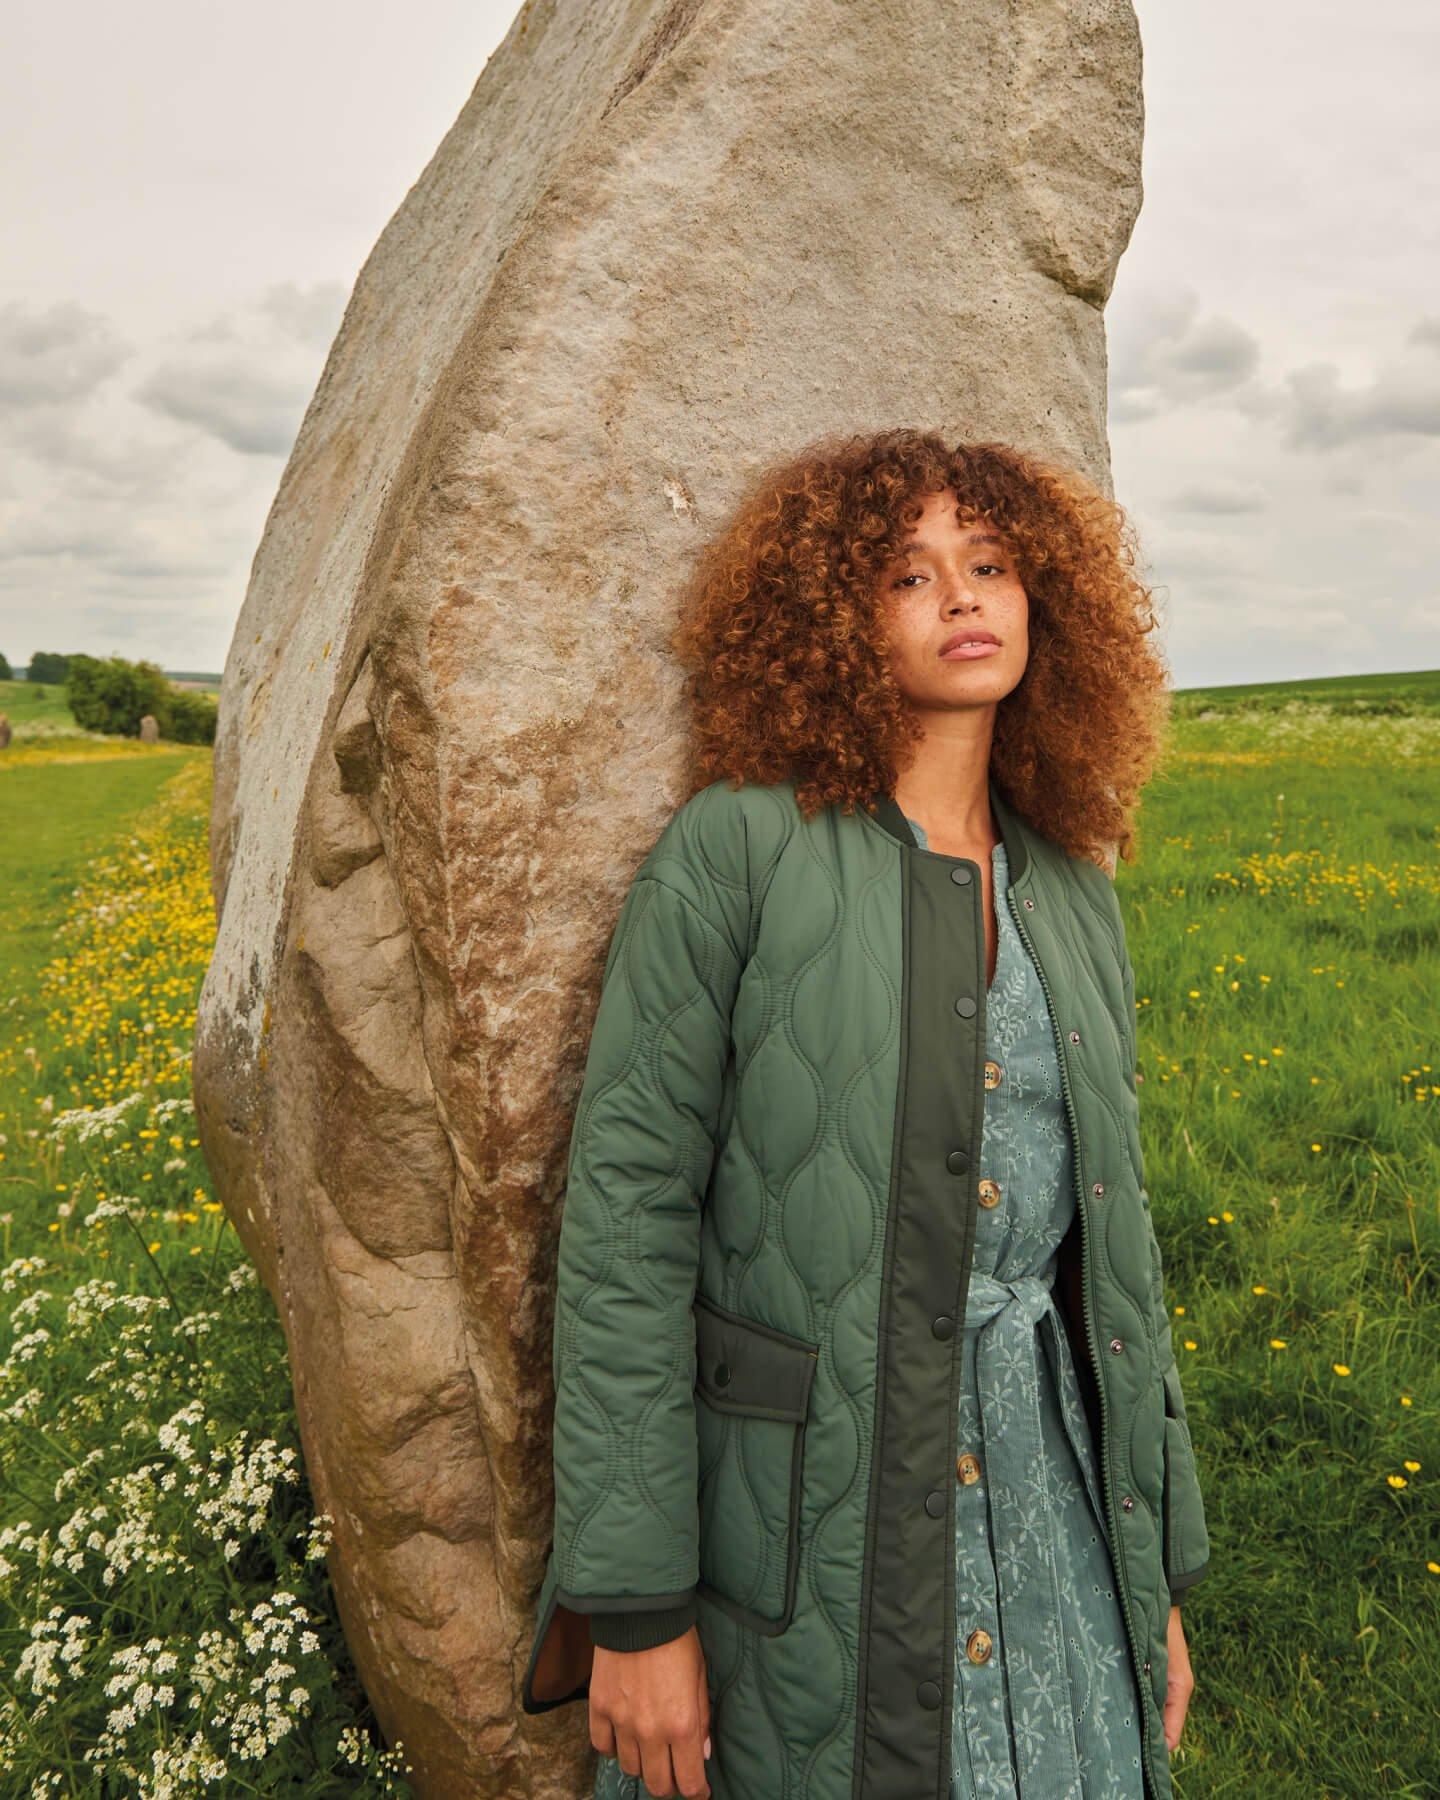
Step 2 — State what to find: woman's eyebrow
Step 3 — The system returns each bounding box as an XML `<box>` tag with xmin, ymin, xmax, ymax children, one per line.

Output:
<box><xmin>897</xmin><ymin>531</ymin><xmax>1005</xmax><ymax>555</ymax></box>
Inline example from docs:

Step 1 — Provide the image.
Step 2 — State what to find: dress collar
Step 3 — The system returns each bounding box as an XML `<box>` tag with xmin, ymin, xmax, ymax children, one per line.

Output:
<box><xmin>865</xmin><ymin>773</ymin><xmax>1031</xmax><ymax>884</ymax></box>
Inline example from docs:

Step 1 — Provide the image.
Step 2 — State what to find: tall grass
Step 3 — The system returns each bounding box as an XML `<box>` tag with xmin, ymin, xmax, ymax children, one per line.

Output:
<box><xmin>1118</xmin><ymin>702</ymin><xmax>1439</xmax><ymax>1797</ymax></box>
<box><xmin>0</xmin><ymin>748</ymin><xmax>411</xmax><ymax>1796</ymax></box>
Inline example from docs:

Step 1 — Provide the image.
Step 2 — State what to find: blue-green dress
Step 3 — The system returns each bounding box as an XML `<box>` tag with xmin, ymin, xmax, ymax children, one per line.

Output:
<box><xmin>593</xmin><ymin>830</ymin><xmax>1144</xmax><ymax>1799</ymax></box>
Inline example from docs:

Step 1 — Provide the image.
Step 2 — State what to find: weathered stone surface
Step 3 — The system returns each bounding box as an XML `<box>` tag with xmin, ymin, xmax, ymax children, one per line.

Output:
<box><xmin>192</xmin><ymin>1</ymin><xmax>1142</xmax><ymax>1791</ymax></box>
<box><xmin>138</xmin><ymin>713</ymin><xmax>159</xmax><ymax>743</ymax></box>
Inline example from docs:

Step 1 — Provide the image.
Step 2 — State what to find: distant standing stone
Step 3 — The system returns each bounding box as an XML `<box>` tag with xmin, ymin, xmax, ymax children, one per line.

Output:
<box><xmin>0</xmin><ymin>715</ymin><xmax>10</xmax><ymax>749</ymax></box>
<box><xmin>139</xmin><ymin>714</ymin><xmax>160</xmax><ymax>743</ymax></box>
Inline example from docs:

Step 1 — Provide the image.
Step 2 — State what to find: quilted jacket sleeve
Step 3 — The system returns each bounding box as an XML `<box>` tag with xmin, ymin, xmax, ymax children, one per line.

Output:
<box><xmin>1119</xmin><ymin>939</ymin><xmax>1213</xmax><ymax>1606</ymax></box>
<box><xmin>549</xmin><ymin>865</ymin><xmax>744</xmax><ymax>1648</ymax></box>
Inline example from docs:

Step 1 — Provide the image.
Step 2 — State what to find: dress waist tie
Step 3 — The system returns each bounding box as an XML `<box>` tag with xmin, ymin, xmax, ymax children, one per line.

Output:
<box><xmin>961</xmin><ymin>1259</ymin><xmax>1112</xmax><ymax>1799</ymax></box>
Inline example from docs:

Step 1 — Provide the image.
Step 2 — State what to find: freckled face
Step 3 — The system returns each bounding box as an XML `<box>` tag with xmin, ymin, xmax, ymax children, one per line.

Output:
<box><xmin>878</xmin><ymin>489</ymin><xmax>1029</xmax><ymax>711</ymax></box>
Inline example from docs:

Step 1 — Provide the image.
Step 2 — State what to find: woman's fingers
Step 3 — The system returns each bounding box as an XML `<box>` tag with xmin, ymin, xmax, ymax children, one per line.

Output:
<box><xmin>697</xmin><ymin>1657</ymin><xmax>712</xmax><ymax>1762</ymax></box>
<box><xmin>669</xmin><ymin>1715</ymin><xmax>711</xmax><ymax>1798</ymax></box>
<box><xmin>589</xmin><ymin>1700</ymin><xmax>618</xmax><ymax>1758</ymax></box>
<box><xmin>588</xmin><ymin>1632</ymin><xmax>712</xmax><ymax>1797</ymax></box>
<box><xmin>614</xmin><ymin>1724</ymin><xmax>642</xmax><ymax>1781</ymax></box>
<box><xmin>640</xmin><ymin>1735</ymin><xmax>681</xmax><ymax>1797</ymax></box>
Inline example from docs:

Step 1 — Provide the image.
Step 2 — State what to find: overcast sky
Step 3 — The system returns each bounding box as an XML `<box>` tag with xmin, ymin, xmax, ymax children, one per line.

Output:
<box><xmin>2</xmin><ymin>1</ymin><xmax>1435</xmax><ymax>688</ymax></box>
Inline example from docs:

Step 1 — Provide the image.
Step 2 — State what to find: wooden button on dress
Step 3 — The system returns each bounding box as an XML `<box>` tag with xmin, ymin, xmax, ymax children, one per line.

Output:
<box><xmin>956</xmin><ymin>1452</ymin><xmax>982</xmax><ymax>1485</ymax></box>
<box><xmin>984</xmin><ymin>1060</ymin><xmax>1002</xmax><ymax>1090</ymax></box>
<box><xmin>977</xmin><ymin>1178</ymin><xmax>1001</xmax><ymax>1209</ymax></box>
<box><xmin>965</xmin><ymin>1628</ymin><xmax>994</xmax><ymax>1665</ymax></box>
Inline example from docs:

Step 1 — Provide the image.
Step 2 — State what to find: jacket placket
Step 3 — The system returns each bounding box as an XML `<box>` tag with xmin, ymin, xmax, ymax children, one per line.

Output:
<box><xmin>855</xmin><ymin>782</ymin><xmax>1167</xmax><ymax>1800</ymax></box>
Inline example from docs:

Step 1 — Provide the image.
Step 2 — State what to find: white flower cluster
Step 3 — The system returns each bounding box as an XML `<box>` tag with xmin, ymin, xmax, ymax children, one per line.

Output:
<box><xmin>60</xmin><ymin>1278</ymin><xmax>171</xmax><ymax>1331</ymax></box>
<box><xmin>0</xmin><ymin>1221</ymin><xmax>411</xmax><ymax>1793</ymax></box>
<box><xmin>86</xmin><ymin>1594</ymin><xmax>321</xmax><ymax>1783</ymax></box>
<box><xmin>191</xmin><ymin>1433</ymin><xmax>302</xmax><ymax>1550</ymax></box>
<box><xmin>0</xmin><ymin>1255</ymin><xmax>47</xmax><ymax>1295</ymax></box>
<box><xmin>83</xmin><ymin>1195</ymin><xmax>149</xmax><ymax>1227</ymax></box>
<box><xmin>15</xmin><ymin>1606</ymin><xmax>90</xmax><ymax>1698</ymax></box>
<box><xmin>151</xmin><ymin>1097</ymin><xmax>196</xmax><ymax>1123</ymax></box>
<box><xmin>48</xmin><ymin>1093</ymin><xmax>147</xmax><ymax>1143</ymax></box>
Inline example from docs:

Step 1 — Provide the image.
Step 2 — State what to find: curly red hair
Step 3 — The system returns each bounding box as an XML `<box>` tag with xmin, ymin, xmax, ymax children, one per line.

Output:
<box><xmin>670</xmin><ymin>427</ymin><xmax>1170</xmax><ymax>868</ymax></box>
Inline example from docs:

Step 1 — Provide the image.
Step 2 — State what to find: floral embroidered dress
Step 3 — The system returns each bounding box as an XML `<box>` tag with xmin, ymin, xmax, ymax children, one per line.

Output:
<box><xmin>592</xmin><ymin>829</ymin><xmax>1144</xmax><ymax>1800</ymax></box>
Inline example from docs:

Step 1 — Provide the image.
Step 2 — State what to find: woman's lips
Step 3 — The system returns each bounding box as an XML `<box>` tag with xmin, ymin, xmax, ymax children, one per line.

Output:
<box><xmin>939</xmin><ymin>642</ymin><xmax>1001</xmax><ymax>659</ymax></box>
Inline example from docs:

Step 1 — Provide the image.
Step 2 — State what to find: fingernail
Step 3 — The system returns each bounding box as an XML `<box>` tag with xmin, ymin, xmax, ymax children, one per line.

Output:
<box><xmin>704</xmin><ymin>1735</ymin><xmax>712</xmax><ymax>1759</ymax></box>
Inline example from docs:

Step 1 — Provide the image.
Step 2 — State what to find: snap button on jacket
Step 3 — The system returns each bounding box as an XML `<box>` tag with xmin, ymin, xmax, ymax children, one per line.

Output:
<box><xmin>521</xmin><ymin>775</ymin><xmax>1212</xmax><ymax>1800</ymax></box>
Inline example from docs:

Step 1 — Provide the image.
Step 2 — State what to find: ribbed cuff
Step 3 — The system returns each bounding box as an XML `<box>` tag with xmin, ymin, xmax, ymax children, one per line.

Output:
<box><xmin>1168</xmin><ymin>1559</ymin><xmax>1210</xmax><ymax>1605</ymax></box>
<box><xmin>587</xmin><ymin>1597</ymin><xmax>698</xmax><ymax>1652</ymax></box>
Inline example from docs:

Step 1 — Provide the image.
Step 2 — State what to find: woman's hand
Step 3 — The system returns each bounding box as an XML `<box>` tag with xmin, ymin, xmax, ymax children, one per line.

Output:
<box><xmin>589</xmin><ymin>1628</ymin><xmax>712</xmax><ymax>1799</ymax></box>
<box><xmin>1163</xmin><ymin>1603</ymin><xmax>1194</xmax><ymax>1752</ymax></box>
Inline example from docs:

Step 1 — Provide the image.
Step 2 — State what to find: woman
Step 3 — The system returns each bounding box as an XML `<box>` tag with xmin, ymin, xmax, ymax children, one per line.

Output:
<box><xmin>521</xmin><ymin>428</ymin><xmax>1212</xmax><ymax>1800</ymax></box>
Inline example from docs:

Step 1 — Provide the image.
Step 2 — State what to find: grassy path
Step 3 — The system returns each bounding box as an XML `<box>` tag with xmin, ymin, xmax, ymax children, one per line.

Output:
<box><xmin>0</xmin><ymin>744</ymin><xmax>194</xmax><ymax>989</ymax></box>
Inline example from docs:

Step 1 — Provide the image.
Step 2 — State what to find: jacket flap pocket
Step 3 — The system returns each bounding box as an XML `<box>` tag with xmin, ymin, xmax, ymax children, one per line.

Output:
<box><xmin>693</xmin><ymin>1293</ymin><xmax>818</xmax><ymax>1421</ymax></box>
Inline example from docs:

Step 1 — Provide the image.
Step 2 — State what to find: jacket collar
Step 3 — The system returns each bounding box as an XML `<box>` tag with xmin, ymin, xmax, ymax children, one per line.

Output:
<box><xmin>865</xmin><ymin>773</ymin><xmax>1031</xmax><ymax>885</ymax></box>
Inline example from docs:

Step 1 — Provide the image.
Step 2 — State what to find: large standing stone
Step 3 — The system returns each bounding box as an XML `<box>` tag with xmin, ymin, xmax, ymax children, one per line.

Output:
<box><xmin>138</xmin><ymin>714</ymin><xmax>160</xmax><ymax>743</ymax></box>
<box><xmin>192</xmin><ymin>1</ymin><xmax>1142</xmax><ymax>1791</ymax></box>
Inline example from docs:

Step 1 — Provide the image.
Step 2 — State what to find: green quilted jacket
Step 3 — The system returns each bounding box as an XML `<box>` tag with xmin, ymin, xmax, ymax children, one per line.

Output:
<box><xmin>521</xmin><ymin>773</ymin><xmax>1212</xmax><ymax>1800</ymax></box>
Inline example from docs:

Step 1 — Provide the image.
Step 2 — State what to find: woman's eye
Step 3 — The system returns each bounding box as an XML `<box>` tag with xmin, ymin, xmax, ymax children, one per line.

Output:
<box><xmin>974</xmin><ymin>564</ymin><xmax>1002</xmax><ymax>578</ymax></box>
<box><xmin>894</xmin><ymin>573</ymin><xmax>925</xmax><ymax>589</ymax></box>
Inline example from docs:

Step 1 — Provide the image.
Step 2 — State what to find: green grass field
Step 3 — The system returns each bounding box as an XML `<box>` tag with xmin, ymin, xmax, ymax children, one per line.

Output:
<box><xmin>1115</xmin><ymin>694</ymin><xmax>1438</xmax><ymax>1795</ymax></box>
<box><xmin>0</xmin><ymin>676</ymin><xmax>90</xmax><ymax>736</ymax></box>
<box><xmin>1</xmin><ymin>678</ymin><xmax>1436</xmax><ymax>1795</ymax></box>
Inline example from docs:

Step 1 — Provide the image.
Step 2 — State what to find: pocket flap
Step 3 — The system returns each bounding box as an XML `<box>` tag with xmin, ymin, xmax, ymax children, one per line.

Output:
<box><xmin>693</xmin><ymin>1294</ymin><xmax>818</xmax><ymax>1422</ymax></box>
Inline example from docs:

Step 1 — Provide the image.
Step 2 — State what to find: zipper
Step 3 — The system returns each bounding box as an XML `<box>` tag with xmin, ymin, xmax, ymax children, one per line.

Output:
<box><xmin>1005</xmin><ymin>882</ymin><xmax>1160</xmax><ymax>1795</ymax></box>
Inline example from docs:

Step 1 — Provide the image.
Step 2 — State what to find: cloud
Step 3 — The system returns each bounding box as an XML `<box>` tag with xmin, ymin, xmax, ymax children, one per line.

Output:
<box><xmin>1275</xmin><ymin>349</ymin><xmax>1440</xmax><ymax>450</ymax></box>
<box><xmin>5</xmin><ymin>407</ymin><xmax>191</xmax><ymax>499</ymax></box>
<box><xmin>133</xmin><ymin>356</ymin><xmax>314</xmax><ymax>456</ymax></box>
<box><xmin>1170</xmin><ymin>485</ymin><xmax>1266</xmax><ymax>515</ymax></box>
<box><xmin>2</xmin><ymin>514</ymin><xmax>133</xmax><ymax>560</ymax></box>
<box><xmin>0</xmin><ymin>301</ymin><xmax>132</xmax><ymax>406</ymax></box>
<box><xmin>0</xmin><ymin>281</ymin><xmax>346</xmax><ymax>666</ymax></box>
<box><xmin>132</xmin><ymin>279</ymin><xmax>345</xmax><ymax>456</ymax></box>
<box><xmin>1112</xmin><ymin>286</ymin><xmax>1440</xmax><ymax>462</ymax></box>
<box><xmin>256</xmin><ymin>280</ymin><xmax>349</xmax><ymax>349</ymax></box>
<box><xmin>1109</xmin><ymin>289</ymin><xmax>1262</xmax><ymax>424</ymax></box>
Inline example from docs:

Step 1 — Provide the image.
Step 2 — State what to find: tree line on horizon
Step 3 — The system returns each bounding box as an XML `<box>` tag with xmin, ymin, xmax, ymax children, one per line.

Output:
<box><xmin>0</xmin><ymin>650</ymin><xmax>217</xmax><ymax>745</ymax></box>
